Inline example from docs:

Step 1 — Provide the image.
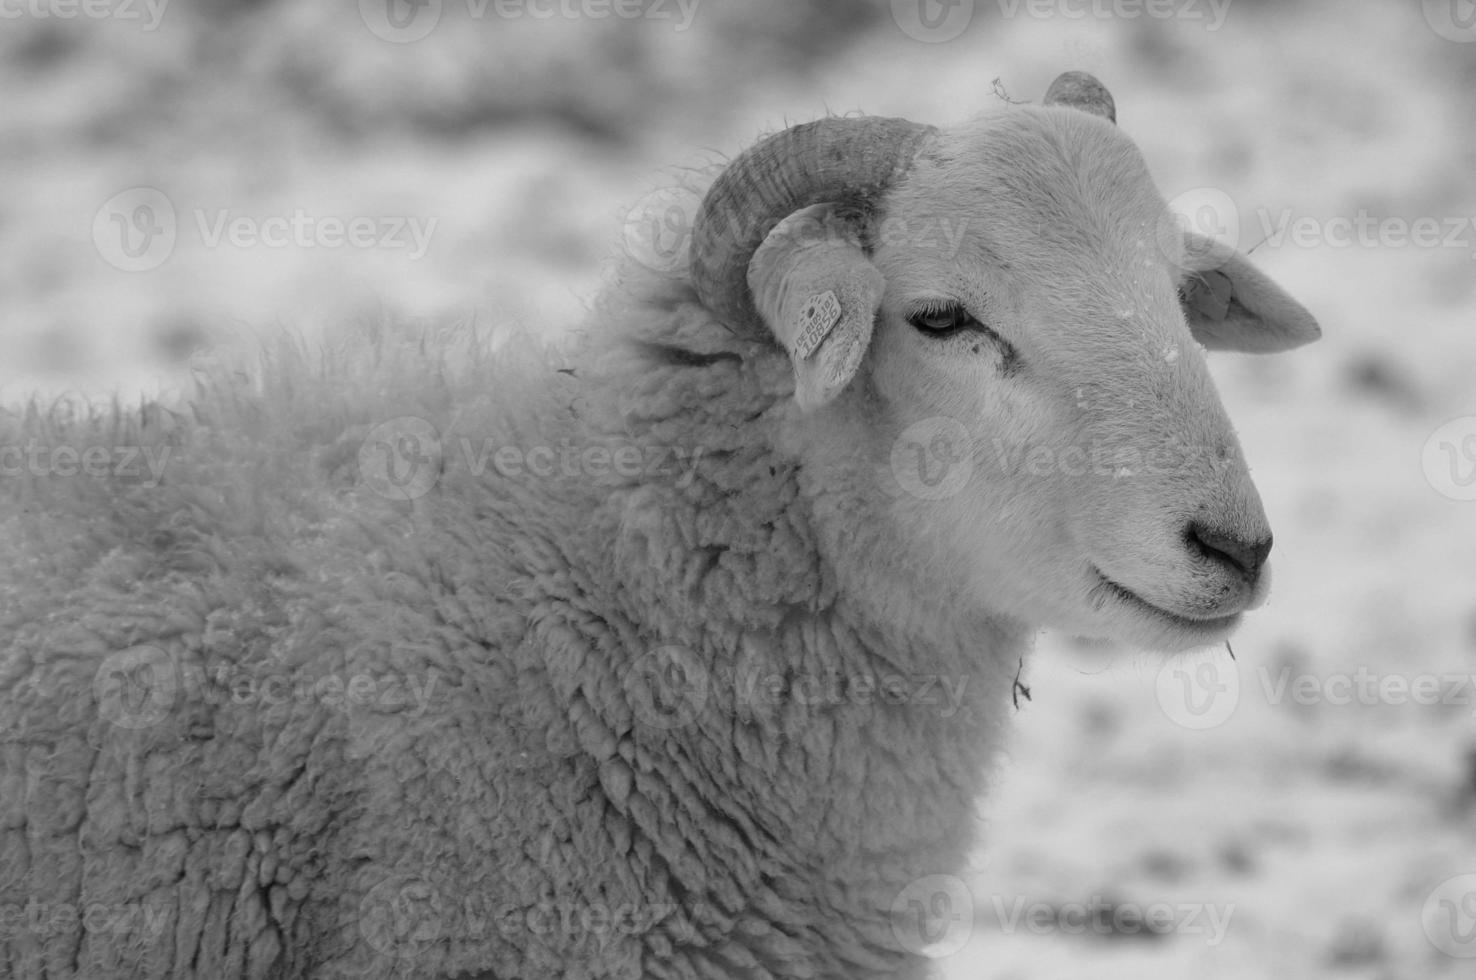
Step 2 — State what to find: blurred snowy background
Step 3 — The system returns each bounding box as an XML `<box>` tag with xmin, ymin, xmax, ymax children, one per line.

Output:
<box><xmin>3</xmin><ymin>1</ymin><xmax>1475</xmax><ymax>977</ymax></box>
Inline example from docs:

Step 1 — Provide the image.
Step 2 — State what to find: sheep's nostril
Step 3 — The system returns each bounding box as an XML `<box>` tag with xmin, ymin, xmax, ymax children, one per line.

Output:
<box><xmin>1186</xmin><ymin>522</ymin><xmax>1272</xmax><ymax>580</ymax></box>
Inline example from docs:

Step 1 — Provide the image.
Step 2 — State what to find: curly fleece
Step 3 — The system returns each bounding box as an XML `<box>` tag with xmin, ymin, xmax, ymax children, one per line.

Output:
<box><xmin>0</xmin><ymin>264</ymin><xmax>1024</xmax><ymax>979</ymax></box>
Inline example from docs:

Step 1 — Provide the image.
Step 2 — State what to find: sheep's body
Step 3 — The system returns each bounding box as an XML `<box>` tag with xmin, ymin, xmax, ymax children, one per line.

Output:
<box><xmin>1</xmin><ymin>72</ymin><xmax>1320</xmax><ymax>979</ymax></box>
<box><xmin>0</xmin><ymin>273</ymin><xmax>1019</xmax><ymax>980</ymax></box>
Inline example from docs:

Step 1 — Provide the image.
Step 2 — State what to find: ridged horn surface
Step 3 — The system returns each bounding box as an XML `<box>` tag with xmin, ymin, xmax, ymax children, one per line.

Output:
<box><xmin>689</xmin><ymin>116</ymin><xmax>935</xmax><ymax>336</ymax></box>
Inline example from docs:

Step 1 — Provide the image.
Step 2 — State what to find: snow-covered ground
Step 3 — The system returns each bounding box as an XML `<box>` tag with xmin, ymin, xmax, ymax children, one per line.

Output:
<box><xmin>3</xmin><ymin>1</ymin><xmax>1474</xmax><ymax>977</ymax></box>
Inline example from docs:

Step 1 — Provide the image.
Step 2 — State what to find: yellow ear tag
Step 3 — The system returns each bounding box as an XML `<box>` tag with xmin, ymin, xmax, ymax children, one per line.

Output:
<box><xmin>791</xmin><ymin>291</ymin><xmax>842</xmax><ymax>360</ymax></box>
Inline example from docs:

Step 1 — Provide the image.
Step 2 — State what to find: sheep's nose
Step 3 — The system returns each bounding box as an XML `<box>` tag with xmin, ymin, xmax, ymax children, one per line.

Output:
<box><xmin>1186</xmin><ymin>522</ymin><xmax>1272</xmax><ymax>580</ymax></box>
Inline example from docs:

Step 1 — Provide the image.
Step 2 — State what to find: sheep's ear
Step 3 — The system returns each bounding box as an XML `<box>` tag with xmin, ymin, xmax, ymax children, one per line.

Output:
<box><xmin>747</xmin><ymin>212</ymin><xmax>882</xmax><ymax>410</ymax></box>
<box><xmin>1180</xmin><ymin>232</ymin><xmax>1321</xmax><ymax>353</ymax></box>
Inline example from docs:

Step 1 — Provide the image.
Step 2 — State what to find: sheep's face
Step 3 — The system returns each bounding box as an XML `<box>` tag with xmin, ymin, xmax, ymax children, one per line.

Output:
<box><xmin>722</xmin><ymin>82</ymin><xmax>1319</xmax><ymax>653</ymax></box>
<box><xmin>732</xmin><ymin>105</ymin><xmax>1319</xmax><ymax>653</ymax></box>
<box><xmin>852</xmin><ymin>108</ymin><xmax>1306</xmax><ymax>652</ymax></box>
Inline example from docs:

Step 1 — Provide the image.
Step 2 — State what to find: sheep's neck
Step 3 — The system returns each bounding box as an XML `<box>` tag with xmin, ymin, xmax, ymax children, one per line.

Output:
<box><xmin>550</xmin><ymin>337</ymin><xmax>1026</xmax><ymax>973</ymax></box>
<box><xmin>579</xmin><ymin>445</ymin><xmax>1018</xmax><ymax>972</ymax></box>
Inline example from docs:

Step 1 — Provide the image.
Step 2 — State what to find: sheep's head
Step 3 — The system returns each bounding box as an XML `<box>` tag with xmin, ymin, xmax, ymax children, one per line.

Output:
<box><xmin>689</xmin><ymin>73</ymin><xmax>1320</xmax><ymax>653</ymax></box>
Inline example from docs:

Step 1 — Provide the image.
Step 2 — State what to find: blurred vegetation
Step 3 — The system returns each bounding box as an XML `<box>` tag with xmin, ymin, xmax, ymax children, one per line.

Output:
<box><xmin>1</xmin><ymin>0</ymin><xmax>895</xmax><ymax>145</ymax></box>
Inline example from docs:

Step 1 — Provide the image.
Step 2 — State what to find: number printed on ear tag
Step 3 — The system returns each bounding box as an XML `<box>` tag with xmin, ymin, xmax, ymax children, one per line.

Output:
<box><xmin>792</xmin><ymin>291</ymin><xmax>842</xmax><ymax>360</ymax></box>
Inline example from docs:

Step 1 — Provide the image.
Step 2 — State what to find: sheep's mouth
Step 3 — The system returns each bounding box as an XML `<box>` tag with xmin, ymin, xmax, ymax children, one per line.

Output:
<box><xmin>1090</xmin><ymin>568</ymin><xmax>1241</xmax><ymax>635</ymax></box>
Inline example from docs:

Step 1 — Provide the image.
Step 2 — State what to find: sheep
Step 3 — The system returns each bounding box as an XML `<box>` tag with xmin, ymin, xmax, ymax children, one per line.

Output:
<box><xmin>0</xmin><ymin>71</ymin><xmax>1319</xmax><ymax>980</ymax></box>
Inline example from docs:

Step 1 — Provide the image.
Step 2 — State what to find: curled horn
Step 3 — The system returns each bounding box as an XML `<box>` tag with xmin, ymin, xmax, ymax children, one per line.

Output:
<box><xmin>688</xmin><ymin>117</ymin><xmax>935</xmax><ymax>336</ymax></box>
<box><xmin>1043</xmin><ymin>71</ymin><xmax>1116</xmax><ymax>124</ymax></box>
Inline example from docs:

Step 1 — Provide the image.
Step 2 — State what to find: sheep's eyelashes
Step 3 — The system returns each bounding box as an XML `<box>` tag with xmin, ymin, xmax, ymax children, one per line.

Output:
<box><xmin>907</xmin><ymin>304</ymin><xmax>979</xmax><ymax>335</ymax></box>
<box><xmin>908</xmin><ymin>304</ymin><xmax>1018</xmax><ymax>367</ymax></box>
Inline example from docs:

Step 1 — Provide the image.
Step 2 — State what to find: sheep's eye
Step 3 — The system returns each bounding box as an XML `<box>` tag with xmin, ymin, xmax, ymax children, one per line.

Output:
<box><xmin>908</xmin><ymin>302</ymin><xmax>1020</xmax><ymax>372</ymax></box>
<box><xmin>908</xmin><ymin>304</ymin><xmax>980</xmax><ymax>336</ymax></box>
